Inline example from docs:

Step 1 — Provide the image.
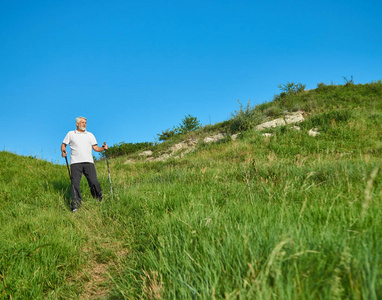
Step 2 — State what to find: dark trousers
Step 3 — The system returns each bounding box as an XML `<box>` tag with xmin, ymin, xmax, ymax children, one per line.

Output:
<box><xmin>70</xmin><ymin>163</ymin><xmax>103</xmax><ymax>210</ymax></box>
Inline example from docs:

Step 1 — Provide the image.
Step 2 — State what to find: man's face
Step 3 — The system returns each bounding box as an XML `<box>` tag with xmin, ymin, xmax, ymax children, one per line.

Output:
<box><xmin>77</xmin><ymin>119</ymin><xmax>87</xmax><ymax>131</ymax></box>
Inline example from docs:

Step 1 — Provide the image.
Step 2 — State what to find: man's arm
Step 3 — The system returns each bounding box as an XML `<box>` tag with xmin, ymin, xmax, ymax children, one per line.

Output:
<box><xmin>61</xmin><ymin>143</ymin><xmax>67</xmax><ymax>157</ymax></box>
<box><xmin>92</xmin><ymin>143</ymin><xmax>108</xmax><ymax>152</ymax></box>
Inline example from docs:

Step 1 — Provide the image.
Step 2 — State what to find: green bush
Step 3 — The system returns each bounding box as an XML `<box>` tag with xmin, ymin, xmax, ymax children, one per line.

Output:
<box><xmin>277</xmin><ymin>82</ymin><xmax>306</xmax><ymax>94</ymax></box>
<box><xmin>343</xmin><ymin>75</ymin><xmax>354</xmax><ymax>86</ymax></box>
<box><xmin>157</xmin><ymin>128</ymin><xmax>176</xmax><ymax>141</ymax></box>
<box><xmin>178</xmin><ymin>114</ymin><xmax>201</xmax><ymax>134</ymax></box>
<box><xmin>158</xmin><ymin>114</ymin><xmax>201</xmax><ymax>141</ymax></box>
<box><xmin>229</xmin><ymin>100</ymin><xmax>265</xmax><ymax>133</ymax></box>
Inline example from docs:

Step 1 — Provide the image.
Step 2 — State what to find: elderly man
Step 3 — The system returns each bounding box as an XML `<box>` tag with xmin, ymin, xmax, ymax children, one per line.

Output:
<box><xmin>61</xmin><ymin>116</ymin><xmax>108</xmax><ymax>212</ymax></box>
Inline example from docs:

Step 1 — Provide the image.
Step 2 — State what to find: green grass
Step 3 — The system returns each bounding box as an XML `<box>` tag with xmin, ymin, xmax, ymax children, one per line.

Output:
<box><xmin>1</xmin><ymin>81</ymin><xmax>381</xmax><ymax>299</ymax></box>
<box><xmin>107</xmin><ymin>146</ymin><xmax>381</xmax><ymax>299</ymax></box>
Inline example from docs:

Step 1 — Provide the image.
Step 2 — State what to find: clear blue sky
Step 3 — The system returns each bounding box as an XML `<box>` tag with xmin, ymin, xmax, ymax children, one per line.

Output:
<box><xmin>1</xmin><ymin>0</ymin><xmax>381</xmax><ymax>164</ymax></box>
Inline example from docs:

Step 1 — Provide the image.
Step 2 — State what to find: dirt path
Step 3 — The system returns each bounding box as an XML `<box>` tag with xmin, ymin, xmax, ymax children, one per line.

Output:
<box><xmin>68</xmin><ymin>205</ymin><xmax>127</xmax><ymax>299</ymax></box>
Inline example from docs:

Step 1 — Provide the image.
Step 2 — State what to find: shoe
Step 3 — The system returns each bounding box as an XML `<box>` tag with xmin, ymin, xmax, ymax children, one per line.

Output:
<box><xmin>72</xmin><ymin>208</ymin><xmax>77</xmax><ymax>212</ymax></box>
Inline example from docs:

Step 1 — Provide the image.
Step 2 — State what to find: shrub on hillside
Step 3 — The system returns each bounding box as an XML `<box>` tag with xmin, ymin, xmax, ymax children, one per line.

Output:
<box><xmin>158</xmin><ymin>128</ymin><xmax>176</xmax><ymax>141</ymax></box>
<box><xmin>229</xmin><ymin>100</ymin><xmax>265</xmax><ymax>133</ymax></box>
<box><xmin>277</xmin><ymin>82</ymin><xmax>306</xmax><ymax>94</ymax></box>
<box><xmin>158</xmin><ymin>114</ymin><xmax>201</xmax><ymax>141</ymax></box>
<box><xmin>343</xmin><ymin>75</ymin><xmax>354</xmax><ymax>86</ymax></box>
<box><xmin>229</xmin><ymin>100</ymin><xmax>254</xmax><ymax>133</ymax></box>
<box><xmin>178</xmin><ymin>114</ymin><xmax>201</xmax><ymax>134</ymax></box>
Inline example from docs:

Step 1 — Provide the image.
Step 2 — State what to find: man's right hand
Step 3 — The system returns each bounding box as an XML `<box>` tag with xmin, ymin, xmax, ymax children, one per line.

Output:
<box><xmin>62</xmin><ymin>151</ymin><xmax>67</xmax><ymax>157</ymax></box>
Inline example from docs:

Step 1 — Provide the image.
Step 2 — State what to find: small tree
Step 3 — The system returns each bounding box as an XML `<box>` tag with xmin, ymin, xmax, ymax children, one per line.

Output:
<box><xmin>343</xmin><ymin>75</ymin><xmax>354</xmax><ymax>86</ymax></box>
<box><xmin>158</xmin><ymin>128</ymin><xmax>176</xmax><ymax>141</ymax></box>
<box><xmin>277</xmin><ymin>82</ymin><xmax>306</xmax><ymax>94</ymax></box>
<box><xmin>157</xmin><ymin>114</ymin><xmax>201</xmax><ymax>141</ymax></box>
<box><xmin>178</xmin><ymin>114</ymin><xmax>201</xmax><ymax>134</ymax></box>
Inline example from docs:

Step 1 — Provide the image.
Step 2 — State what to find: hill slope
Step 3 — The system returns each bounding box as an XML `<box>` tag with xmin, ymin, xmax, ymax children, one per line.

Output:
<box><xmin>1</xmin><ymin>81</ymin><xmax>381</xmax><ymax>299</ymax></box>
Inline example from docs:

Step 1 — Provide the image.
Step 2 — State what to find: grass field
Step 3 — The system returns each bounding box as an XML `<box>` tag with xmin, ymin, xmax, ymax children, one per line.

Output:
<box><xmin>1</xmin><ymin>82</ymin><xmax>381</xmax><ymax>299</ymax></box>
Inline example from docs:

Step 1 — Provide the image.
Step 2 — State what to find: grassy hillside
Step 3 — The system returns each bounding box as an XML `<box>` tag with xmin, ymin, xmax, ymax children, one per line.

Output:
<box><xmin>1</xmin><ymin>81</ymin><xmax>381</xmax><ymax>299</ymax></box>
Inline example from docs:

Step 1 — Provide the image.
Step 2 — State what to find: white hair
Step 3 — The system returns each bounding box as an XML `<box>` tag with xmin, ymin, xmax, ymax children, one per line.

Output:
<box><xmin>75</xmin><ymin>116</ymin><xmax>87</xmax><ymax>124</ymax></box>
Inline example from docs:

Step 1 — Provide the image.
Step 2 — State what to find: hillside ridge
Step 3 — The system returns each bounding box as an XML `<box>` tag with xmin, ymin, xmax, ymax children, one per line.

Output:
<box><xmin>125</xmin><ymin>110</ymin><xmax>308</xmax><ymax>163</ymax></box>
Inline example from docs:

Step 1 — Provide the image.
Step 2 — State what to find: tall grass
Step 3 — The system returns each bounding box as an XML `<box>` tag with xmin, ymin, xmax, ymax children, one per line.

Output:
<box><xmin>106</xmin><ymin>139</ymin><xmax>381</xmax><ymax>299</ymax></box>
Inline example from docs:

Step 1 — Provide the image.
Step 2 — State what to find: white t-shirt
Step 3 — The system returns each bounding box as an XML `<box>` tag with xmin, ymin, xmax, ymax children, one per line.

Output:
<box><xmin>63</xmin><ymin>130</ymin><xmax>97</xmax><ymax>164</ymax></box>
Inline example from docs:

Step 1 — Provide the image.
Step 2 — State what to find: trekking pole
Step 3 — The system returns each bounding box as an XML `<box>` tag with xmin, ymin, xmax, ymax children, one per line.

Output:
<box><xmin>103</xmin><ymin>142</ymin><xmax>113</xmax><ymax>197</ymax></box>
<box><xmin>64</xmin><ymin>151</ymin><xmax>71</xmax><ymax>179</ymax></box>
